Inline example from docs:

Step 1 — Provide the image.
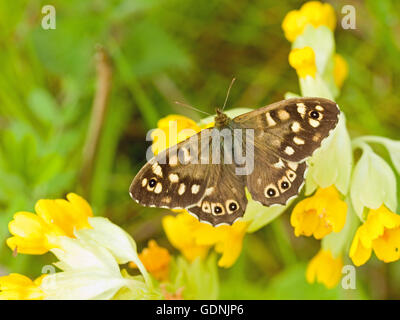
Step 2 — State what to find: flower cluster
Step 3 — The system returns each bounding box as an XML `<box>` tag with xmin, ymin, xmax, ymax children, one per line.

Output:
<box><xmin>1</xmin><ymin>194</ymin><xmax>159</xmax><ymax>300</ymax></box>
<box><xmin>0</xmin><ymin>194</ymin><xmax>218</xmax><ymax>300</ymax></box>
<box><xmin>283</xmin><ymin>1</ymin><xmax>400</xmax><ymax>288</ymax></box>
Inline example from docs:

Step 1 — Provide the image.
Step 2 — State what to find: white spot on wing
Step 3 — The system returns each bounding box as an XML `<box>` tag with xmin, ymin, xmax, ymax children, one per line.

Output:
<box><xmin>178</xmin><ymin>183</ymin><xmax>186</xmax><ymax>195</ymax></box>
<box><xmin>296</xmin><ymin>103</ymin><xmax>306</xmax><ymax>118</ymax></box>
<box><xmin>265</xmin><ymin>112</ymin><xmax>277</xmax><ymax>127</ymax></box>
<box><xmin>169</xmin><ymin>173</ymin><xmax>179</xmax><ymax>183</ymax></box>
<box><xmin>284</xmin><ymin>146</ymin><xmax>295</xmax><ymax>155</ymax></box>
<box><xmin>191</xmin><ymin>184</ymin><xmax>200</xmax><ymax>194</ymax></box>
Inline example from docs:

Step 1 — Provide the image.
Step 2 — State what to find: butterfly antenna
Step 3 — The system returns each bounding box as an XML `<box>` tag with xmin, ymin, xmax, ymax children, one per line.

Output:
<box><xmin>174</xmin><ymin>101</ymin><xmax>213</xmax><ymax>116</ymax></box>
<box><xmin>222</xmin><ymin>77</ymin><xmax>236</xmax><ymax>111</ymax></box>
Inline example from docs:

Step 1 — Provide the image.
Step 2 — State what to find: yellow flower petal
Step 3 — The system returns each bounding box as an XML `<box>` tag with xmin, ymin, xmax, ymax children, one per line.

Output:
<box><xmin>290</xmin><ymin>186</ymin><xmax>347</xmax><ymax>239</ymax></box>
<box><xmin>151</xmin><ymin>115</ymin><xmax>201</xmax><ymax>155</ymax></box>
<box><xmin>372</xmin><ymin>227</ymin><xmax>400</xmax><ymax>263</ymax></box>
<box><xmin>162</xmin><ymin>214</ymin><xmax>209</xmax><ymax>262</ymax></box>
<box><xmin>289</xmin><ymin>47</ymin><xmax>317</xmax><ymax>78</ymax></box>
<box><xmin>0</xmin><ymin>273</ymin><xmax>45</xmax><ymax>300</ymax></box>
<box><xmin>6</xmin><ymin>193</ymin><xmax>93</xmax><ymax>255</ymax></box>
<box><xmin>130</xmin><ymin>240</ymin><xmax>171</xmax><ymax>281</ymax></box>
<box><xmin>349</xmin><ymin>206</ymin><xmax>400</xmax><ymax>266</ymax></box>
<box><xmin>306</xmin><ymin>249</ymin><xmax>343</xmax><ymax>289</ymax></box>
<box><xmin>333</xmin><ymin>54</ymin><xmax>348</xmax><ymax>88</ymax></box>
<box><xmin>282</xmin><ymin>1</ymin><xmax>336</xmax><ymax>42</ymax></box>
<box><xmin>349</xmin><ymin>229</ymin><xmax>372</xmax><ymax>267</ymax></box>
<box><xmin>162</xmin><ymin>212</ymin><xmax>248</xmax><ymax>268</ymax></box>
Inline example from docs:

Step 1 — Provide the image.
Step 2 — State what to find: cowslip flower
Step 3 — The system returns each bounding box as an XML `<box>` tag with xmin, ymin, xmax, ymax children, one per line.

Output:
<box><xmin>162</xmin><ymin>213</ymin><xmax>210</xmax><ymax>262</ymax></box>
<box><xmin>40</xmin><ymin>222</ymin><xmax>158</xmax><ymax>300</ymax></box>
<box><xmin>290</xmin><ymin>186</ymin><xmax>347</xmax><ymax>239</ymax></box>
<box><xmin>306</xmin><ymin>249</ymin><xmax>343</xmax><ymax>289</ymax></box>
<box><xmin>333</xmin><ymin>54</ymin><xmax>348</xmax><ymax>88</ymax></box>
<box><xmin>282</xmin><ymin>1</ymin><xmax>336</xmax><ymax>42</ymax></box>
<box><xmin>151</xmin><ymin>114</ymin><xmax>202</xmax><ymax>155</ymax></box>
<box><xmin>163</xmin><ymin>212</ymin><xmax>247</xmax><ymax>268</ymax></box>
<box><xmin>289</xmin><ymin>46</ymin><xmax>317</xmax><ymax>79</ymax></box>
<box><xmin>349</xmin><ymin>206</ymin><xmax>400</xmax><ymax>267</ymax></box>
<box><xmin>6</xmin><ymin>193</ymin><xmax>92</xmax><ymax>255</ymax></box>
<box><xmin>0</xmin><ymin>274</ymin><xmax>46</xmax><ymax>300</ymax></box>
<box><xmin>3</xmin><ymin>193</ymin><xmax>159</xmax><ymax>300</ymax></box>
<box><xmin>288</xmin><ymin>45</ymin><xmax>333</xmax><ymax>99</ymax></box>
<box><xmin>130</xmin><ymin>240</ymin><xmax>171</xmax><ymax>282</ymax></box>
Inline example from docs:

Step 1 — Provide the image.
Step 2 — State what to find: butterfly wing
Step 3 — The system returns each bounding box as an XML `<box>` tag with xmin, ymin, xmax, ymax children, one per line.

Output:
<box><xmin>129</xmin><ymin>129</ymin><xmax>213</xmax><ymax>210</ymax></box>
<box><xmin>246</xmin><ymin>147</ymin><xmax>307</xmax><ymax>206</ymax></box>
<box><xmin>233</xmin><ymin>97</ymin><xmax>340</xmax><ymax>162</ymax></box>
<box><xmin>186</xmin><ymin>163</ymin><xmax>247</xmax><ymax>226</ymax></box>
<box><xmin>233</xmin><ymin>97</ymin><xmax>339</xmax><ymax>205</ymax></box>
<box><xmin>129</xmin><ymin>128</ymin><xmax>248</xmax><ymax>226</ymax></box>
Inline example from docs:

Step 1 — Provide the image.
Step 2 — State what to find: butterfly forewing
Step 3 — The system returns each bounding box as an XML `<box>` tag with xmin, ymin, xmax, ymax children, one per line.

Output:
<box><xmin>233</xmin><ymin>97</ymin><xmax>340</xmax><ymax>162</ymax></box>
<box><xmin>129</xmin><ymin>129</ymin><xmax>213</xmax><ymax>209</ymax></box>
<box><xmin>129</xmin><ymin>128</ymin><xmax>248</xmax><ymax>226</ymax></box>
<box><xmin>246</xmin><ymin>147</ymin><xmax>307</xmax><ymax>206</ymax></box>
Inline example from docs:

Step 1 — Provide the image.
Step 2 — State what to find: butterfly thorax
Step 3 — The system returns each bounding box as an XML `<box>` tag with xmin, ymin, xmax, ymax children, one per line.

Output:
<box><xmin>214</xmin><ymin>109</ymin><xmax>230</xmax><ymax>128</ymax></box>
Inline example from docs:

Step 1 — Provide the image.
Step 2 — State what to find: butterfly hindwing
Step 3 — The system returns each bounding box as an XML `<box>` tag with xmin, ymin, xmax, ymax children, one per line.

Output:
<box><xmin>245</xmin><ymin>147</ymin><xmax>307</xmax><ymax>206</ymax></box>
<box><xmin>186</xmin><ymin>163</ymin><xmax>247</xmax><ymax>226</ymax></box>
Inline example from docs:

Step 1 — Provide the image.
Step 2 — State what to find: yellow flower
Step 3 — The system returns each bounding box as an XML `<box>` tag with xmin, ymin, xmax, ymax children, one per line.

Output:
<box><xmin>291</xmin><ymin>186</ymin><xmax>347</xmax><ymax>239</ymax></box>
<box><xmin>7</xmin><ymin>193</ymin><xmax>93</xmax><ymax>255</ymax></box>
<box><xmin>0</xmin><ymin>273</ymin><xmax>46</xmax><ymax>300</ymax></box>
<box><xmin>282</xmin><ymin>1</ymin><xmax>336</xmax><ymax>42</ymax></box>
<box><xmin>151</xmin><ymin>115</ymin><xmax>201</xmax><ymax>155</ymax></box>
<box><xmin>130</xmin><ymin>240</ymin><xmax>171</xmax><ymax>282</ymax></box>
<box><xmin>162</xmin><ymin>213</ymin><xmax>210</xmax><ymax>262</ymax></box>
<box><xmin>306</xmin><ymin>249</ymin><xmax>343</xmax><ymax>289</ymax></box>
<box><xmin>163</xmin><ymin>212</ymin><xmax>248</xmax><ymax>268</ymax></box>
<box><xmin>289</xmin><ymin>47</ymin><xmax>317</xmax><ymax>79</ymax></box>
<box><xmin>349</xmin><ymin>206</ymin><xmax>400</xmax><ymax>266</ymax></box>
<box><xmin>333</xmin><ymin>54</ymin><xmax>348</xmax><ymax>88</ymax></box>
<box><xmin>151</xmin><ymin>114</ymin><xmax>215</xmax><ymax>155</ymax></box>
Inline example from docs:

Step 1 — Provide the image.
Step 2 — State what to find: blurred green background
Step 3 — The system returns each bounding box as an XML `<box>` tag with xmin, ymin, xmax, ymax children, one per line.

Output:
<box><xmin>0</xmin><ymin>0</ymin><xmax>399</xmax><ymax>299</ymax></box>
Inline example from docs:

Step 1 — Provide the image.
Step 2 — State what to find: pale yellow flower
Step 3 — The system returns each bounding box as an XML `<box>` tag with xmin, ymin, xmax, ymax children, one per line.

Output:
<box><xmin>350</xmin><ymin>206</ymin><xmax>400</xmax><ymax>266</ymax></box>
<box><xmin>289</xmin><ymin>47</ymin><xmax>317</xmax><ymax>79</ymax></box>
<box><xmin>0</xmin><ymin>274</ymin><xmax>46</xmax><ymax>300</ymax></box>
<box><xmin>7</xmin><ymin>193</ymin><xmax>93</xmax><ymax>255</ymax></box>
<box><xmin>306</xmin><ymin>249</ymin><xmax>343</xmax><ymax>288</ymax></box>
<box><xmin>282</xmin><ymin>1</ymin><xmax>336</xmax><ymax>42</ymax></box>
<box><xmin>291</xmin><ymin>186</ymin><xmax>347</xmax><ymax>239</ymax></box>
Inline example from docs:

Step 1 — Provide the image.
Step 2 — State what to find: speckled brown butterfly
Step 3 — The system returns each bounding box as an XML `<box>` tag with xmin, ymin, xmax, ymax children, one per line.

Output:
<box><xmin>129</xmin><ymin>97</ymin><xmax>339</xmax><ymax>226</ymax></box>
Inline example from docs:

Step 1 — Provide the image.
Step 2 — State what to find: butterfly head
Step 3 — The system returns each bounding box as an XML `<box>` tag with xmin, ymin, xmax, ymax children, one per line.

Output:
<box><xmin>215</xmin><ymin>108</ymin><xmax>230</xmax><ymax>128</ymax></box>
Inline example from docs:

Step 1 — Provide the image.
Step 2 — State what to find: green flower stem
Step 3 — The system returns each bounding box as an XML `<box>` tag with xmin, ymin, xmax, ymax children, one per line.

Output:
<box><xmin>270</xmin><ymin>218</ymin><xmax>297</xmax><ymax>266</ymax></box>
